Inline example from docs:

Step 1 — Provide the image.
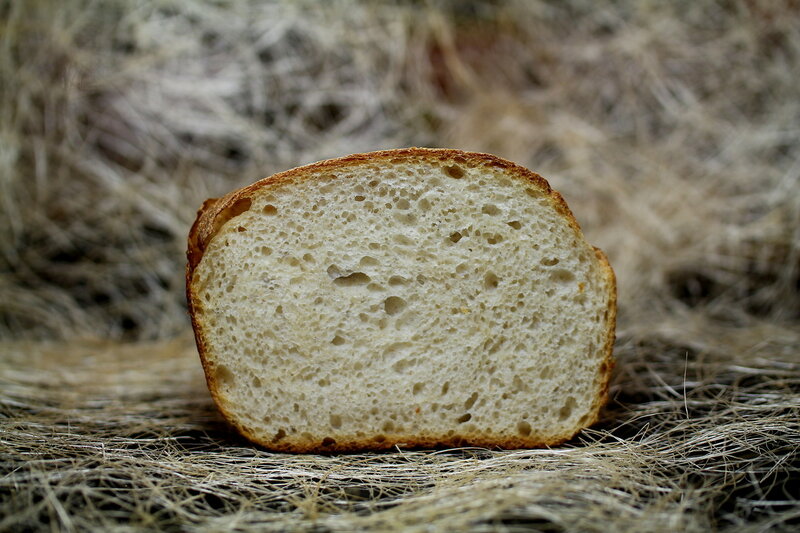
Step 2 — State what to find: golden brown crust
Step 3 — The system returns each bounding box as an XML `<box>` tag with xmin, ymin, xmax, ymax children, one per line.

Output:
<box><xmin>587</xmin><ymin>246</ymin><xmax>618</xmax><ymax>427</ymax></box>
<box><xmin>186</xmin><ymin>147</ymin><xmax>616</xmax><ymax>453</ymax></box>
<box><xmin>234</xmin><ymin>429</ymin><xmax>580</xmax><ymax>454</ymax></box>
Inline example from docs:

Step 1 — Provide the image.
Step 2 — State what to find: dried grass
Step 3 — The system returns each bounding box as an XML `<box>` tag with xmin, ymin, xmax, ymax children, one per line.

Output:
<box><xmin>1</xmin><ymin>0</ymin><xmax>799</xmax><ymax>531</ymax></box>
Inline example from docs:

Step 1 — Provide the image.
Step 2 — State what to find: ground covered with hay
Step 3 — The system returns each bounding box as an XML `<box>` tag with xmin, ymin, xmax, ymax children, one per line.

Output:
<box><xmin>1</xmin><ymin>1</ymin><xmax>799</xmax><ymax>531</ymax></box>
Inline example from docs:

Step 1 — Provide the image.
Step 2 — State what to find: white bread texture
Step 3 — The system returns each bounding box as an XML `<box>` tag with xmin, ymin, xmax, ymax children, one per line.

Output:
<box><xmin>186</xmin><ymin>148</ymin><xmax>616</xmax><ymax>453</ymax></box>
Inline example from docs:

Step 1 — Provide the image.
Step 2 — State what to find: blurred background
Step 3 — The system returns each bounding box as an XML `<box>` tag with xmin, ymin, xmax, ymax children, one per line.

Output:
<box><xmin>2</xmin><ymin>3</ymin><xmax>799</xmax><ymax>530</ymax></box>
<box><xmin>1</xmin><ymin>0</ymin><xmax>798</xmax><ymax>344</ymax></box>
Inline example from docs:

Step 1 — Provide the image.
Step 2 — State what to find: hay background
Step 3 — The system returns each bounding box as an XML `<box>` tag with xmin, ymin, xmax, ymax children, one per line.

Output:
<box><xmin>1</xmin><ymin>0</ymin><xmax>799</xmax><ymax>531</ymax></box>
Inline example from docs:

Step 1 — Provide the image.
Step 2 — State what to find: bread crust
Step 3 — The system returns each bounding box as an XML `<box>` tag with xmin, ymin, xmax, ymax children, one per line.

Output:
<box><xmin>186</xmin><ymin>147</ymin><xmax>616</xmax><ymax>453</ymax></box>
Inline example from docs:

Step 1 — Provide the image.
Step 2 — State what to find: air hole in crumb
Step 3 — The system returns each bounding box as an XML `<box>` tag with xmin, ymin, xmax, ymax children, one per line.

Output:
<box><xmin>559</xmin><ymin>397</ymin><xmax>577</xmax><ymax>421</ymax></box>
<box><xmin>412</xmin><ymin>382</ymin><xmax>425</xmax><ymax>395</ymax></box>
<box><xmin>252</xmin><ymin>376</ymin><xmax>262</xmax><ymax>388</ymax></box>
<box><xmin>260</xmin><ymin>246</ymin><xmax>272</xmax><ymax>256</ymax></box>
<box><xmin>331</xmin><ymin>335</ymin><xmax>346</xmax><ymax>346</ymax></box>
<box><xmin>483</xmin><ymin>337</ymin><xmax>506</xmax><ymax>355</ymax></box>
<box><xmin>456</xmin><ymin>413</ymin><xmax>472</xmax><ymax>423</ymax></box>
<box><xmin>449</xmin><ymin>231</ymin><xmax>463</xmax><ymax>243</ymax></box>
<box><xmin>441</xmin><ymin>381</ymin><xmax>450</xmax><ymax>395</ymax></box>
<box><xmin>384</xmin><ymin>296</ymin><xmax>406</xmax><ymax>315</ymax></box>
<box><xmin>507</xmin><ymin>221</ymin><xmax>522</xmax><ymax>230</ymax></box>
<box><xmin>383</xmin><ymin>421</ymin><xmax>395</xmax><ymax>432</ymax></box>
<box><xmin>464</xmin><ymin>392</ymin><xmax>479</xmax><ymax>409</ymax></box>
<box><xmin>360</xmin><ymin>256</ymin><xmax>379</xmax><ymax>267</ymax></box>
<box><xmin>354</xmin><ymin>195</ymin><xmax>365</xmax><ymax>201</ymax></box>
<box><xmin>275</xmin><ymin>305</ymin><xmax>283</xmax><ymax>315</ymax></box>
<box><xmin>330</xmin><ymin>414</ymin><xmax>342</xmax><ymax>428</ymax></box>
<box><xmin>326</xmin><ymin>265</ymin><xmax>342</xmax><ymax>278</ymax></box>
<box><xmin>392</xmin><ymin>358</ymin><xmax>415</xmax><ymax>373</ymax></box>
<box><xmin>394</xmin><ymin>234</ymin><xmax>414</xmax><ymax>246</ymax></box>
<box><xmin>444</xmin><ymin>165</ymin><xmax>465</xmax><ymax>179</ymax></box>
<box><xmin>374</xmin><ymin>434</ymin><xmax>386</xmax><ymax>443</ymax></box>
<box><xmin>481</xmin><ymin>204</ymin><xmax>500</xmax><ymax>216</ymax></box>
<box><xmin>388</xmin><ymin>276</ymin><xmax>409</xmax><ymax>286</ymax></box>
<box><xmin>396</xmin><ymin>198</ymin><xmax>410</xmax><ymax>210</ymax></box>
<box><xmin>484</xmin><ymin>272</ymin><xmax>500</xmax><ymax>290</ymax></box>
<box><xmin>263</xmin><ymin>204</ymin><xmax>278</xmax><ymax>215</ymax></box>
<box><xmin>517</xmin><ymin>421</ymin><xmax>532</xmax><ymax>436</ymax></box>
<box><xmin>394</xmin><ymin>212</ymin><xmax>416</xmax><ymax>225</ymax></box>
<box><xmin>541</xmin><ymin>257</ymin><xmax>560</xmax><ymax>266</ymax></box>
<box><xmin>272</xmin><ymin>429</ymin><xmax>287</xmax><ymax>442</ymax></box>
<box><xmin>551</xmin><ymin>269</ymin><xmax>575</xmax><ymax>283</ymax></box>
<box><xmin>321</xmin><ymin>437</ymin><xmax>336</xmax><ymax>447</ymax></box>
<box><xmin>237</xmin><ymin>226</ymin><xmax>246</xmax><ymax>232</ymax></box>
<box><xmin>302</xmin><ymin>253</ymin><xmax>315</xmax><ymax>263</ymax></box>
<box><xmin>214</xmin><ymin>364</ymin><xmax>234</xmax><ymax>388</ymax></box>
<box><xmin>332</xmin><ymin>271</ymin><xmax>371</xmax><ymax>286</ymax></box>
<box><xmin>220</xmin><ymin>198</ymin><xmax>252</xmax><ymax>225</ymax></box>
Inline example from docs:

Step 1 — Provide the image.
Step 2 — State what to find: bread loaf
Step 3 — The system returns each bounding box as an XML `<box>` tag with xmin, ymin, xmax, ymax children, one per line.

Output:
<box><xmin>186</xmin><ymin>148</ymin><xmax>616</xmax><ymax>452</ymax></box>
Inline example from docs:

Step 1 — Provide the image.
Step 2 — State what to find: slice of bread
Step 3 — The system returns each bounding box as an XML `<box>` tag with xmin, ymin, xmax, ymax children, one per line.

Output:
<box><xmin>186</xmin><ymin>148</ymin><xmax>616</xmax><ymax>452</ymax></box>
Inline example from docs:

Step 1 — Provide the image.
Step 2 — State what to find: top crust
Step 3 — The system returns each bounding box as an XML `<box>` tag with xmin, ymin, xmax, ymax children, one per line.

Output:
<box><xmin>186</xmin><ymin>147</ymin><xmax>617</xmax><ymax>452</ymax></box>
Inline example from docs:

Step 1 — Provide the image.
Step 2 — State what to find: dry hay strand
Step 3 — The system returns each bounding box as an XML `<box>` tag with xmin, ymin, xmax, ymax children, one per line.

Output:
<box><xmin>1</xmin><ymin>334</ymin><xmax>798</xmax><ymax>532</ymax></box>
<box><xmin>1</xmin><ymin>0</ymin><xmax>800</xmax><ymax>531</ymax></box>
